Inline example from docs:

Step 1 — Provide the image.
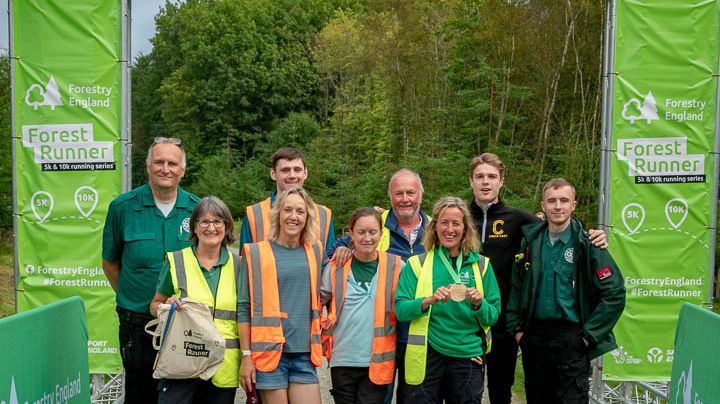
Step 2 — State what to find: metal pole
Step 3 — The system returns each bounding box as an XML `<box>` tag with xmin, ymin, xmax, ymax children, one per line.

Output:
<box><xmin>598</xmin><ymin>0</ymin><xmax>617</xmax><ymax>231</ymax></box>
<box><xmin>8</xmin><ymin>0</ymin><xmax>19</xmax><ymax>316</ymax></box>
<box><xmin>122</xmin><ymin>0</ymin><xmax>132</xmax><ymax>192</ymax></box>
<box><xmin>708</xmin><ymin>10</ymin><xmax>720</xmax><ymax>307</ymax></box>
<box><xmin>594</xmin><ymin>0</ymin><xmax>617</xmax><ymax>400</ymax></box>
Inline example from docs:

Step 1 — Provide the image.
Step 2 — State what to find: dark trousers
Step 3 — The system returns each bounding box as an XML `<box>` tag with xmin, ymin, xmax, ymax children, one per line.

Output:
<box><xmin>485</xmin><ymin>330</ymin><xmax>518</xmax><ymax>404</ymax></box>
<box><xmin>157</xmin><ymin>378</ymin><xmax>236</xmax><ymax>404</ymax></box>
<box><xmin>117</xmin><ymin>307</ymin><xmax>159</xmax><ymax>404</ymax></box>
<box><xmin>330</xmin><ymin>367</ymin><xmax>388</xmax><ymax>404</ymax></box>
<box><xmin>520</xmin><ymin>321</ymin><xmax>590</xmax><ymax>404</ymax></box>
<box><xmin>384</xmin><ymin>341</ymin><xmax>407</xmax><ymax>404</ymax></box>
<box><xmin>404</xmin><ymin>345</ymin><xmax>485</xmax><ymax>404</ymax></box>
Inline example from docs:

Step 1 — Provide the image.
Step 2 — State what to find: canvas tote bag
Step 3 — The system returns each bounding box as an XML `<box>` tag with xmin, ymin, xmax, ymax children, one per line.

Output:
<box><xmin>145</xmin><ymin>299</ymin><xmax>226</xmax><ymax>380</ymax></box>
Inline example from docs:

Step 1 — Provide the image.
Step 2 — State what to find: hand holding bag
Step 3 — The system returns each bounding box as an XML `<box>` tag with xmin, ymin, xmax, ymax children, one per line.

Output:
<box><xmin>145</xmin><ymin>299</ymin><xmax>226</xmax><ymax>380</ymax></box>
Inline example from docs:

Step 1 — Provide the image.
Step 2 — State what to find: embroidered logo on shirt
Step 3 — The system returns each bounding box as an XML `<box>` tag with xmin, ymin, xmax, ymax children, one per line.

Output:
<box><xmin>460</xmin><ymin>271</ymin><xmax>471</xmax><ymax>285</ymax></box>
<box><xmin>181</xmin><ymin>218</ymin><xmax>190</xmax><ymax>234</ymax></box>
<box><xmin>488</xmin><ymin>220</ymin><xmax>508</xmax><ymax>239</ymax></box>
<box><xmin>564</xmin><ymin>248</ymin><xmax>574</xmax><ymax>263</ymax></box>
<box><xmin>597</xmin><ymin>266</ymin><xmax>612</xmax><ymax>280</ymax></box>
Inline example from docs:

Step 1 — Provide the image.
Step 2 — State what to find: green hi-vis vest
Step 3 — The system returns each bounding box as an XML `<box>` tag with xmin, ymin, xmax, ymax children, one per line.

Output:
<box><xmin>168</xmin><ymin>247</ymin><xmax>241</xmax><ymax>388</ymax></box>
<box><xmin>404</xmin><ymin>249</ymin><xmax>491</xmax><ymax>385</ymax></box>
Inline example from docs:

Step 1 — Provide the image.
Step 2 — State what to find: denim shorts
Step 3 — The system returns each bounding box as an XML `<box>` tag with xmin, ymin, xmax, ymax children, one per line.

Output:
<box><xmin>255</xmin><ymin>352</ymin><xmax>319</xmax><ymax>390</ymax></box>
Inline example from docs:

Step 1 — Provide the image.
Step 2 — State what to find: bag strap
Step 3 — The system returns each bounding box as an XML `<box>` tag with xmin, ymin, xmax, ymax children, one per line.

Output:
<box><xmin>150</xmin><ymin>301</ymin><xmax>177</xmax><ymax>351</ymax></box>
<box><xmin>144</xmin><ymin>318</ymin><xmax>161</xmax><ymax>349</ymax></box>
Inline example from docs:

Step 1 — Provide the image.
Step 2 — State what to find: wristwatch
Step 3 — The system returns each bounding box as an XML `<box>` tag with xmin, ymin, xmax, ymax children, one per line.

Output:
<box><xmin>241</xmin><ymin>349</ymin><xmax>251</xmax><ymax>357</ymax></box>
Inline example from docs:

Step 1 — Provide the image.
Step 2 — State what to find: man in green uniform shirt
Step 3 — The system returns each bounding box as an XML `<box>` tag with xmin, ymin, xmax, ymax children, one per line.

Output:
<box><xmin>102</xmin><ymin>137</ymin><xmax>200</xmax><ymax>404</ymax></box>
<box><xmin>506</xmin><ymin>178</ymin><xmax>625</xmax><ymax>403</ymax></box>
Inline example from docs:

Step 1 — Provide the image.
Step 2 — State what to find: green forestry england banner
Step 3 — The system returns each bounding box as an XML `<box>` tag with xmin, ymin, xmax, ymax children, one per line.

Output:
<box><xmin>12</xmin><ymin>1</ymin><xmax>123</xmax><ymax>373</ymax></box>
<box><xmin>0</xmin><ymin>297</ymin><xmax>89</xmax><ymax>404</ymax></box>
<box><xmin>668</xmin><ymin>303</ymin><xmax>720</xmax><ymax>403</ymax></box>
<box><xmin>604</xmin><ymin>0</ymin><xmax>718</xmax><ymax>380</ymax></box>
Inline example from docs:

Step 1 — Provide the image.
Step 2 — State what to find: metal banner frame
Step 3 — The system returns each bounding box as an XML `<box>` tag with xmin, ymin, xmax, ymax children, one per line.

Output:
<box><xmin>596</xmin><ymin>0</ymin><xmax>719</xmax><ymax>401</ymax></box>
<box><xmin>9</xmin><ymin>0</ymin><xmax>132</xmax><ymax>401</ymax></box>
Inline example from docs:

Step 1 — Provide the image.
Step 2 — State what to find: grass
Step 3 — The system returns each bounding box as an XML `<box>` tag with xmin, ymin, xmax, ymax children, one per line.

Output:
<box><xmin>0</xmin><ymin>241</ymin><xmax>15</xmax><ymax>318</ymax></box>
<box><xmin>512</xmin><ymin>357</ymin><xmax>526</xmax><ymax>401</ymax></box>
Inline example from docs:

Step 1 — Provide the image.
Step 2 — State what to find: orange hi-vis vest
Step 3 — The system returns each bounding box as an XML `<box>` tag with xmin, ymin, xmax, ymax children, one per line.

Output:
<box><xmin>321</xmin><ymin>251</ymin><xmax>402</xmax><ymax>385</ymax></box>
<box><xmin>245</xmin><ymin>197</ymin><xmax>332</xmax><ymax>250</ymax></box>
<box><xmin>243</xmin><ymin>240</ymin><xmax>323</xmax><ymax>371</ymax></box>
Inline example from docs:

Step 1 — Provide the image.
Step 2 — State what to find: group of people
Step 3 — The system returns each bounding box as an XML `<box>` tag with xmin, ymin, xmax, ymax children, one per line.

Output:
<box><xmin>103</xmin><ymin>139</ymin><xmax>626</xmax><ymax>404</ymax></box>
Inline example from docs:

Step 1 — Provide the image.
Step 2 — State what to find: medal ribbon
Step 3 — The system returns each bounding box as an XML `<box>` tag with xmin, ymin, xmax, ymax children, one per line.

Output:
<box><xmin>437</xmin><ymin>247</ymin><xmax>463</xmax><ymax>284</ymax></box>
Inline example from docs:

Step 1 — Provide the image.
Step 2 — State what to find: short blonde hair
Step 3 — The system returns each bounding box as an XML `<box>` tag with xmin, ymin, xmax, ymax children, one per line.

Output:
<box><xmin>268</xmin><ymin>188</ymin><xmax>318</xmax><ymax>245</ymax></box>
<box><xmin>423</xmin><ymin>196</ymin><xmax>480</xmax><ymax>257</ymax></box>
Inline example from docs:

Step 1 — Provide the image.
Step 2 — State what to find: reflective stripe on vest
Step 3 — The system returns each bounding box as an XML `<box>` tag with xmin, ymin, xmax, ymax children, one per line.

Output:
<box><xmin>245</xmin><ymin>241</ymin><xmax>324</xmax><ymax>372</ymax></box>
<box><xmin>167</xmin><ymin>247</ymin><xmax>241</xmax><ymax>388</ymax></box>
<box><xmin>321</xmin><ymin>251</ymin><xmax>402</xmax><ymax>384</ymax></box>
<box><xmin>404</xmin><ymin>250</ymin><xmax>490</xmax><ymax>385</ymax></box>
<box><xmin>377</xmin><ymin>210</ymin><xmax>431</xmax><ymax>252</ymax></box>
<box><xmin>246</xmin><ymin>198</ymin><xmax>272</xmax><ymax>243</ymax></box>
<box><xmin>246</xmin><ymin>198</ymin><xmax>332</xmax><ymax>251</ymax></box>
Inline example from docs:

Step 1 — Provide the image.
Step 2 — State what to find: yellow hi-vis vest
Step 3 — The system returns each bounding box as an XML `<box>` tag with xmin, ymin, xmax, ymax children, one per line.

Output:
<box><xmin>167</xmin><ymin>247</ymin><xmax>241</xmax><ymax>388</ymax></box>
<box><xmin>377</xmin><ymin>210</ymin><xmax>431</xmax><ymax>252</ymax></box>
<box><xmin>404</xmin><ymin>249</ymin><xmax>491</xmax><ymax>385</ymax></box>
<box><xmin>246</xmin><ymin>197</ymin><xmax>332</xmax><ymax>251</ymax></box>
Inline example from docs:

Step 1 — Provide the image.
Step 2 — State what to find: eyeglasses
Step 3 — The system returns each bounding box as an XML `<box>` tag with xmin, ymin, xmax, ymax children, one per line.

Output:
<box><xmin>153</xmin><ymin>137</ymin><xmax>183</xmax><ymax>147</ymax></box>
<box><xmin>198</xmin><ymin>219</ymin><xmax>225</xmax><ymax>229</ymax></box>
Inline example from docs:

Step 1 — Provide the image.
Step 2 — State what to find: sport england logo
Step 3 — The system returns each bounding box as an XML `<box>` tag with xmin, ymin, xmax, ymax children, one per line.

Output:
<box><xmin>622</xmin><ymin>91</ymin><xmax>659</xmax><ymax>125</ymax></box>
<box><xmin>563</xmin><ymin>248</ymin><xmax>574</xmax><ymax>264</ymax></box>
<box><xmin>181</xmin><ymin>218</ymin><xmax>191</xmax><ymax>234</ymax></box>
<box><xmin>647</xmin><ymin>347</ymin><xmax>664</xmax><ymax>363</ymax></box>
<box><xmin>25</xmin><ymin>76</ymin><xmax>63</xmax><ymax>111</ymax></box>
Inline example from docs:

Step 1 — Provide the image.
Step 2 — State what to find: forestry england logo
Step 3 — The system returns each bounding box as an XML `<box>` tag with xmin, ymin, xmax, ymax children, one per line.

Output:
<box><xmin>25</xmin><ymin>76</ymin><xmax>63</xmax><ymax>111</ymax></box>
<box><xmin>1</xmin><ymin>375</ymin><xmax>19</xmax><ymax>404</ymax></box>
<box><xmin>2</xmin><ymin>373</ymin><xmax>83</xmax><ymax>404</ymax></box>
<box><xmin>675</xmin><ymin>361</ymin><xmax>705</xmax><ymax>404</ymax></box>
<box><xmin>622</xmin><ymin>91</ymin><xmax>658</xmax><ymax>124</ymax></box>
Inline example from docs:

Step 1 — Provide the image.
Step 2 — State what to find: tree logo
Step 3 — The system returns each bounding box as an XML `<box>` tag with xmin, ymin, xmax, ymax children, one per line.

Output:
<box><xmin>1</xmin><ymin>375</ymin><xmax>19</xmax><ymax>404</ymax></box>
<box><xmin>24</xmin><ymin>76</ymin><xmax>63</xmax><ymax>110</ymax></box>
<box><xmin>675</xmin><ymin>361</ymin><xmax>694</xmax><ymax>404</ymax></box>
<box><xmin>621</xmin><ymin>91</ymin><xmax>659</xmax><ymax>124</ymax></box>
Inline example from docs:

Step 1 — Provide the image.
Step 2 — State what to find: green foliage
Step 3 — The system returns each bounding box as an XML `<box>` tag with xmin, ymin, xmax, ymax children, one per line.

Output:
<box><xmin>0</xmin><ymin>55</ymin><xmax>13</xmax><ymax>234</ymax></box>
<box><xmin>132</xmin><ymin>0</ymin><xmax>609</xmax><ymax>233</ymax></box>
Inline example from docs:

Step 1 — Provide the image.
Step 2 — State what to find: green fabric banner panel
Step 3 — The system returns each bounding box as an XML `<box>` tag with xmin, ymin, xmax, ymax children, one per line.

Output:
<box><xmin>604</xmin><ymin>0</ymin><xmax>718</xmax><ymax>380</ymax></box>
<box><xmin>0</xmin><ymin>297</ymin><xmax>90</xmax><ymax>403</ymax></box>
<box><xmin>12</xmin><ymin>0</ymin><xmax>123</xmax><ymax>373</ymax></box>
<box><xmin>669</xmin><ymin>303</ymin><xmax>720</xmax><ymax>403</ymax></box>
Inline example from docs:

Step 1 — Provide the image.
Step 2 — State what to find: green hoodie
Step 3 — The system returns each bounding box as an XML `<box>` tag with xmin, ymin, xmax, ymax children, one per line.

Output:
<box><xmin>506</xmin><ymin>218</ymin><xmax>626</xmax><ymax>359</ymax></box>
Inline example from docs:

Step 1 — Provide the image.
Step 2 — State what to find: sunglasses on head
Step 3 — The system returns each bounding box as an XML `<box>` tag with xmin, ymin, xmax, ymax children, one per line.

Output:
<box><xmin>153</xmin><ymin>137</ymin><xmax>182</xmax><ymax>147</ymax></box>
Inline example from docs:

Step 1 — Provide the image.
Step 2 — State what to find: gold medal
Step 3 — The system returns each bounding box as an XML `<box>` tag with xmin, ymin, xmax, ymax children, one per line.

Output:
<box><xmin>449</xmin><ymin>283</ymin><xmax>467</xmax><ymax>302</ymax></box>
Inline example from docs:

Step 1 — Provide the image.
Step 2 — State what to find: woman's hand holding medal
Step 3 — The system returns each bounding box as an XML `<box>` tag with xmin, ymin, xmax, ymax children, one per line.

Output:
<box><xmin>465</xmin><ymin>287</ymin><xmax>483</xmax><ymax>308</ymax></box>
<box><xmin>421</xmin><ymin>286</ymin><xmax>451</xmax><ymax>311</ymax></box>
<box><xmin>421</xmin><ymin>284</ymin><xmax>483</xmax><ymax>311</ymax></box>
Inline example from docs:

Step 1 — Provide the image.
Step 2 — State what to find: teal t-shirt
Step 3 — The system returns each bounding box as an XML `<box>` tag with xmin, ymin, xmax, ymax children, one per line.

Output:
<box><xmin>156</xmin><ymin>245</ymin><xmax>229</xmax><ymax>298</ymax></box>
<box><xmin>533</xmin><ymin>227</ymin><xmax>579</xmax><ymax>322</ymax></box>
<box><xmin>102</xmin><ymin>184</ymin><xmax>199</xmax><ymax>313</ymax></box>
